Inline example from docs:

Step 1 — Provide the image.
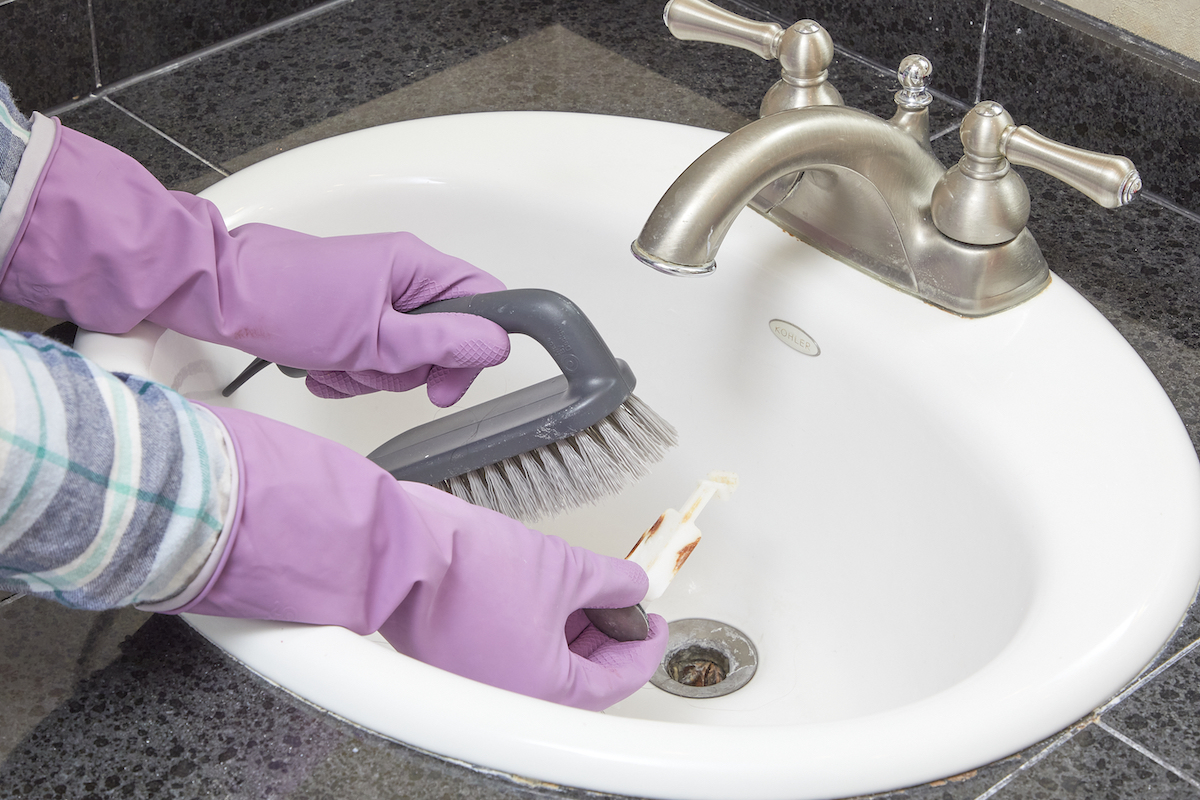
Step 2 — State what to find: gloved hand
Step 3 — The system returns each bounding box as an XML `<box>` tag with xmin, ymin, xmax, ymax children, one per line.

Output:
<box><xmin>170</xmin><ymin>404</ymin><xmax>668</xmax><ymax>710</ymax></box>
<box><xmin>0</xmin><ymin>116</ymin><xmax>509</xmax><ymax>407</ymax></box>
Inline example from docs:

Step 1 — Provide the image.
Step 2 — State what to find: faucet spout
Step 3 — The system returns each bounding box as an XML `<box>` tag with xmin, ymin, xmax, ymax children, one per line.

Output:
<box><xmin>632</xmin><ymin>105</ymin><xmax>943</xmax><ymax>277</ymax></box>
<box><xmin>640</xmin><ymin>5</ymin><xmax>1142</xmax><ymax>316</ymax></box>
<box><xmin>632</xmin><ymin>103</ymin><xmax>1056</xmax><ymax>316</ymax></box>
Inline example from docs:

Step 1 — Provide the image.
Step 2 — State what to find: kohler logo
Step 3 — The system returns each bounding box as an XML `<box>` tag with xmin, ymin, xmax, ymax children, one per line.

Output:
<box><xmin>769</xmin><ymin>319</ymin><xmax>820</xmax><ymax>356</ymax></box>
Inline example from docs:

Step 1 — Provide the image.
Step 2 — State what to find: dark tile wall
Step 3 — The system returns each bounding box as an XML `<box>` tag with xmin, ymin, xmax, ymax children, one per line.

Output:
<box><xmin>4</xmin><ymin>0</ymin><xmax>1197</xmax><ymax>213</ymax></box>
<box><xmin>982</xmin><ymin>2</ymin><xmax>1200</xmax><ymax>215</ymax></box>
<box><xmin>746</xmin><ymin>0</ymin><xmax>989</xmax><ymax>105</ymax></box>
<box><xmin>733</xmin><ymin>0</ymin><xmax>1200</xmax><ymax>215</ymax></box>
<box><xmin>90</xmin><ymin>0</ymin><xmax>327</xmax><ymax>86</ymax></box>
<box><xmin>0</xmin><ymin>0</ymin><xmax>93</xmax><ymax>111</ymax></box>
<box><xmin>0</xmin><ymin>0</ymin><xmax>327</xmax><ymax>111</ymax></box>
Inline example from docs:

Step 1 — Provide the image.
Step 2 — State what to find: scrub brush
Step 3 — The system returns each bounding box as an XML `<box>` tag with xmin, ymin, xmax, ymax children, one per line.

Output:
<box><xmin>224</xmin><ymin>289</ymin><xmax>677</xmax><ymax>521</ymax></box>
<box><xmin>364</xmin><ymin>288</ymin><xmax>677</xmax><ymax>521</ymax></box>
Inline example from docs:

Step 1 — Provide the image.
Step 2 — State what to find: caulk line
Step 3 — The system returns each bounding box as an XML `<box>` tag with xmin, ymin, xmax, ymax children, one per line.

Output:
<box><xmin>101</xmin><ymin>98</ymin><xmax>230</xmax><ymax>177</ymax></box>
<box><xmin>1098</xmin><ymin>633</ymin><xmax>1200</xmax><ymax>714</ymax></box>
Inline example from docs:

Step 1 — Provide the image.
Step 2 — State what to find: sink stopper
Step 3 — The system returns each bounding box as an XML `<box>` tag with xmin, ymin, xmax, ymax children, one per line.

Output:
<box><xmin>583</xmin><ymin>471</ymin><xmax>738</xmax><ymax>642</ymax></box>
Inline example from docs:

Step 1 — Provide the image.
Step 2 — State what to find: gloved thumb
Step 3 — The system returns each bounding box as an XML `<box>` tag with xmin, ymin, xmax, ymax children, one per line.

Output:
<box><xmin>565</xmin><ymin>612</ymin><xmax>669</xmax><ymax>710</ymax></box>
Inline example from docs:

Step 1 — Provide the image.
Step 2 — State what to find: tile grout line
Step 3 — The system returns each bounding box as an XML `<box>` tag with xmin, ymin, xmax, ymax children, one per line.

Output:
<box><xmin>967</xmin><ymin>605</ymin><xmax>1200</xmax><ymax>799</ymax></box>
<box><xmin>931</xmin><ymin>122</ymin><xmax>962</xmax><ymax>142</ymax></box>
<box><xmin>85</xmin><ymin>0</ymin><xmax>102</xmax><ymax>89</ymax></box>
<box><xmin>1140</xmin><ymin>191</ymin><xmax>1200</xmax><ymax>225</ymax></box>
<box><xmin>723</xmin><ymin>0</ymin><xmax>972</xmax><ymax>112</ymax></box>
<box><xmin>1094</xmin><ymin>719</ymin><xmax>1200</xmax><ymax>791</ymax></box>
<box><xmin>100</xmin><ymin>97</ymin><xmax>230</xmax><ymax>178</ymax></box>
<box><xmin>975</xmin><ymin>0</ymin><xmax>991</xmax><ymax>104</ymax></box>
<box><xmin>44</xmin><ymin>0</ymin><xmax>357</xmax><ymax>117</ymax></box>
<box><xmin>971</xmin><ymin>724</ymin><xmax>1087</xmax><ymax>800</ymax></box>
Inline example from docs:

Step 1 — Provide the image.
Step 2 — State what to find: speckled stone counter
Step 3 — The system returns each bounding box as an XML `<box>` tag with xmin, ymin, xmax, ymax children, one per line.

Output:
<box><xmin>2</xmin><ymin>1</ymin><xmax>1200</xmax><ymax>798</ymax></box>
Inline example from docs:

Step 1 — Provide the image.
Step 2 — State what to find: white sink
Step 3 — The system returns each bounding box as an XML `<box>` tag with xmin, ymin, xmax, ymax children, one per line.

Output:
<box><xmin>76</xmin><ymin>112</ymin><xmax>1200</xmax><ymax>800</ymax></box>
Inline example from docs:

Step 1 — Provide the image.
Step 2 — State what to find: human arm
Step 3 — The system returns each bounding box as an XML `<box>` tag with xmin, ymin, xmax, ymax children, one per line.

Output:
<box><xmin>0</xmin><ymin>92</ymin><xmax>508</xmax><ymax>406</ymax></box>
<box><xmin>0</xmin><ymin>330</ymin><xmax>234</xmax><ymax>609</ymax></box>
<box><xmin>0</xmin><ymin>331</ymin><xmax>665</xmax><ymax>708</ymax></box>
<box><xmin>0</xmin><ymin>81</ymin><xmax>667</xmax><ymax>708</ymax></box>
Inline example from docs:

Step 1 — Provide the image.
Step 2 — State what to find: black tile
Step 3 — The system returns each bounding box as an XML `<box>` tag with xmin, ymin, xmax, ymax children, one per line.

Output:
<box><xmin>106</xmin><ymin>0</ymin><xmax>558</xmax><ymax>165</ymax></box>
<box><xmin>91</xmin><ymin>0</ymin><xmax>327</xmax><ymax>85</ymax></box>
<box><xmin>995</xmin><ymin>725</ymin><xmax>1199</xmax><ymax>799</ymax></box>
<box><xmin>1105</xmin><ymin>646</ymin><xmax>1200</xmax><ymax>782</ymax></box>
<box><xmin>982</xmin><ymin>0</ymin><xmax>1200</xmax><ymax>216</ymax></box>
<box><xmin>556</xmin><ymin>0</ymin><xmax>777</xmax><ymax>120</ymax></box>
<box><xmin>555</xmin><ymin>0</ymin><xmax>966</xmax><ymax>129</ymax></box>
<box><xmin>0</xmin><ymin>0</ymin><xmax>94</xmax><ymax>111</ymax></box>
<box><xmin>99</xmin><ymin>0</ymin><xmax>967</xmax><ymax>172</ymax></box>
<box><xmin>0</xmin><ymin>615</ymin><xmax>651</xmax><ymax>800</ymax></box>
<box><xmin>55</xmin><ymin>98</ymin><xmax>224</xmax><ymax>190</ymax></box>
<box><xmin>742</xmin><ymin>0</ymin><xmax>988</xmax><ymax>104</ymax></box>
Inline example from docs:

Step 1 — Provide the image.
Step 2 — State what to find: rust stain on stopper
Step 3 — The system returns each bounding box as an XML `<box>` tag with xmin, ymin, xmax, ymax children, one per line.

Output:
<box><xmin>626</xmin><ymin>514</ymin><xmax>665</xmax><ymax>559</ymax></box>
<box><xmin>673</xmin><ymin>539</ymin><xmax>699</xmax><ymax>574</ymax></box>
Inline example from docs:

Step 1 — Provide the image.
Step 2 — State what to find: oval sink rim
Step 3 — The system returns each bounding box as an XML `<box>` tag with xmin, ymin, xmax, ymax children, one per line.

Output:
<box><xmin>76</xmin><ymin>111</ymin><xmax>1200</xmax><ymax>800</ymax></box>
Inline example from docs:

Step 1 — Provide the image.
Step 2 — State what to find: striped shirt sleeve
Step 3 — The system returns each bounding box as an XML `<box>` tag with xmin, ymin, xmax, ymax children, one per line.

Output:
<box><xmin>0</xmin><ymin>79</ymin><xmax>31</xmax><ymax>210</ymax></box>
<box><xmin>0</xmin><ymin>330</ymin><xmax>233</xmax><ymax>609</ymax></box>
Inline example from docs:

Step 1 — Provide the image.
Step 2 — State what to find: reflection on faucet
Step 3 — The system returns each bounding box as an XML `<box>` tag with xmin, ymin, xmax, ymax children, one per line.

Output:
<box><xmin>633</xmin><ymin>0</ymin><xmax>1141</xmax><ymax>317</ymax></box>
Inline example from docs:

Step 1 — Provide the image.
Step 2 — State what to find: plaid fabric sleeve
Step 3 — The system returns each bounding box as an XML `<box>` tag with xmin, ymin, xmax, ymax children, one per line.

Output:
<box><xmin>0</xmin><ymin>80</ymin><xmax>32</xmax><ymax>210</ymax></box>
<box><xmin>0</xmin><ymin>330</ymin><xmax>234</xmax><ymax>609</ymax></box>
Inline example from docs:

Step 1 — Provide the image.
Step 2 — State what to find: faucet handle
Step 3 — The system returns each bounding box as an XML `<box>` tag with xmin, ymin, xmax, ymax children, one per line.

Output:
<box><xmin>663</xmin><ymin>0</ymin><xmax>783</xmax><ymax>59</ymax></box>
<box><xmin>932</xmin><ymin>101</ymin><xmax>1141</xmax><ymax>246</ymax></box>
<box><xmin>662</xmin><ymin>0</ymin><xmax>842</xmax><ymax>113</ymax></box>
<box><xmin>1002</xmin><ymin>125</ymin><xmax>1141</xmax><ymax>208</ymax></box>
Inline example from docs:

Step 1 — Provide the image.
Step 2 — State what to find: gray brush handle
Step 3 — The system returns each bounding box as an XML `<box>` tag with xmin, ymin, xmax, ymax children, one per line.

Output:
<box><xmin>408</xmin><ymin>288</ymin><xmax>633</xmax><ymax>403</ymax></box>
<box><xmin>222</xmin><ymin>288</ymin><xmax>632</xmax><ymax>403</ymax></box>
<box><xmin>367</xmin><ymin>288</ymin><xmax>638</xmax><ymax>485</ymax></box>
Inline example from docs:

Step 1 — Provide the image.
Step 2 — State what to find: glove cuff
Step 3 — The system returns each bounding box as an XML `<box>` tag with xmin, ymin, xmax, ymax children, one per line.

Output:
<box><xmin>138</xmin><ymin>403</ymin><xmax>244</xmax><ymax>613</ymax></box>
<box><xmin>0</xmin><ymin>112</ymin><xmax>58</xmax><ymax>279</ymax></box>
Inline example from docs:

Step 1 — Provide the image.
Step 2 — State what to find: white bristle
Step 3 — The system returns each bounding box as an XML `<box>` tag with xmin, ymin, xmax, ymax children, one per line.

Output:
<box><xmin>537</xmin><ymin>449</ymin><xmax>576</xmax><ymax>516</ymax></box>
<box><xmin>551</xmin><ymin>439</ymin><xmax>594</xmax><ymax>499</ymax></box>
<box><xmin>481</xmin><ymin>462</ymin><xmax>516</xmax><ymax>519</ymax></box>
<box><xmin>436</xmin><ymin>394</ymin><xmax>678</xmax><ymax>523</ymax></box>
<box><xmin>517</xmin><ymin>450</ymin><xmax>553</xmax><ymax>506</ymax></box>
<box><xmin>465</xmin><ymin>469</ymin><xmax>495</xmax><ymax>513</ymax></box>
<box><xmin>593</xmin><ymin>414</ymin><xmax>642</xmax><ymax>476</ymax></box>
<box><xmin>573</xmin><ymin>428</ymin><xmax>626</xmax><ymax>496</ymax></box>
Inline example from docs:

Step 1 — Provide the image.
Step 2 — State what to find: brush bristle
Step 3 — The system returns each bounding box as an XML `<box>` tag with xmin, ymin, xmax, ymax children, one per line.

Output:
<box><xmin>436</xmin><ymin>394</ymin><xmax>678</xmax><ymax>522</ymax></box>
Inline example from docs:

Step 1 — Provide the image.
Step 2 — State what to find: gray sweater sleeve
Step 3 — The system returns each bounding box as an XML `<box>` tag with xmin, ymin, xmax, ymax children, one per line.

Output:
<box><xmin>0</xmin><ymin>330</ymin><xmax>234</xmax><ymax>609</ymax></box>
<box><xmin>0</xmin><ymin>78</ymin><xmax>235</xmax><ymax>610</ymax></box>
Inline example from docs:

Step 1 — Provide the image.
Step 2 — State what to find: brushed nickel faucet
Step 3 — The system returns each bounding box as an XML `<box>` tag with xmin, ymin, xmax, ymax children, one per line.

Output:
<box><xmin>632</xmin><ymin>0</ymin><xmax>1142</xmax><ymax>316</ymax></box>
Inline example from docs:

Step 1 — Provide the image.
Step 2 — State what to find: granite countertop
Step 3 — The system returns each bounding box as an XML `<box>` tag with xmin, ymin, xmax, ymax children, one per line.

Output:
<box><xmin>3</xmin><ymin>0</ymin><xmax>1200</xmax><ymax>798</ymax></box>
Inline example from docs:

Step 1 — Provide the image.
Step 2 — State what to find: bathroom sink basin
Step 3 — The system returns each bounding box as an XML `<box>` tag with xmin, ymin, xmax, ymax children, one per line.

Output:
<box><xmin>75</xmin><ymin>112</ymin><xmax>1200</xmax><ymax>800</ymax></box>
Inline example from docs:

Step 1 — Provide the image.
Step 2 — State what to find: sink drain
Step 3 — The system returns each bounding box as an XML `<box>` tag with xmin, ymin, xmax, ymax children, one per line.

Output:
<box><xmin>651</xmin><ymin>618</ymin><xmax>757</xmax><ymax>698</ymax></box>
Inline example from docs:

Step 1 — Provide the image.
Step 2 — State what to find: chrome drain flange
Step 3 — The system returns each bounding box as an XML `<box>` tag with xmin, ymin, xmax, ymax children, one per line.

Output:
<box><xmin>650</xmin><ymin>618</ymin><xmax>757</xmax><ymax>699</ymax></box>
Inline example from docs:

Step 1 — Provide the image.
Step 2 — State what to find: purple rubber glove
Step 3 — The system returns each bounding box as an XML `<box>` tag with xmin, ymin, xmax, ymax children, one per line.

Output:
<box><xmin>171</xmin><ymin>405</ymin><xmax>668</xmax><ymax>710</ymax></box>
<box><xmin>0</xmin><ymin>116</ymin><xmax>508</xmax><ymax>407</ymax></box>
